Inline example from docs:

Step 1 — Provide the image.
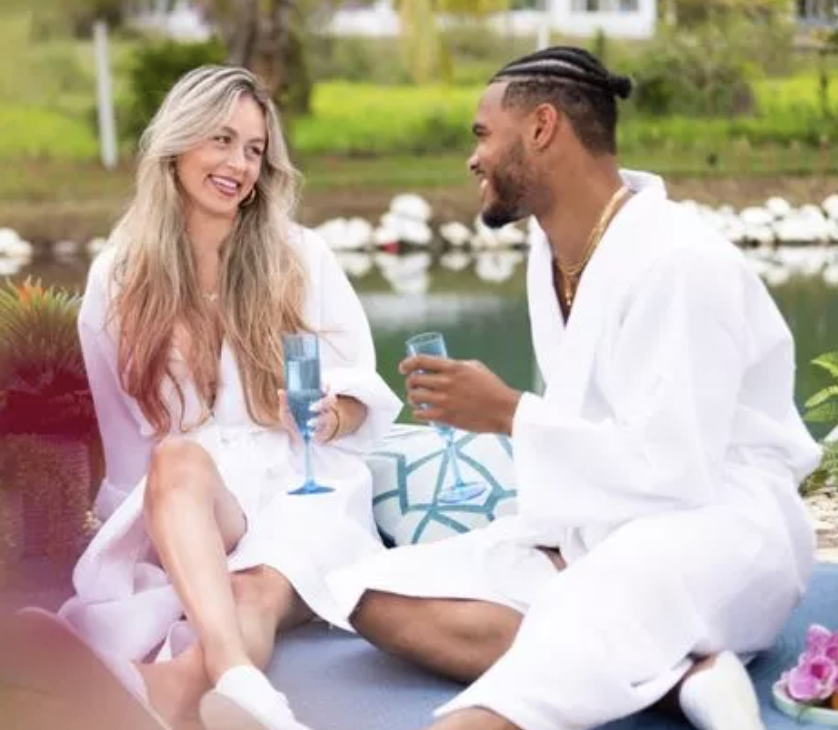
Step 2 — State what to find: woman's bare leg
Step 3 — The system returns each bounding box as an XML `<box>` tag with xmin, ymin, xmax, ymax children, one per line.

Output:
<box><xmin>142</xmin><ymin>436</ymin><xmax>250</xmax><ymax>682</ymax></box>
<box><xmin>139</xmin><ymin>564</ymin><xmax>313</xmax><ymax>726</ymax></box>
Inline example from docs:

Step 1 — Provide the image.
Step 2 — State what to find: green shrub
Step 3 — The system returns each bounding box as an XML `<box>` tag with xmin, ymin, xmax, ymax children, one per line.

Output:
<box><xmin>125</xmin><ymin>38</ymin><xmax>226</xmax><ymax>140</ymax></box>
<box><xmin>627</xmin><ymin>26</ymin><xmax>756</xmax><ymax>117</ymax></box>
<box><xmin>308</xmin><ymin>36</ymin><xmax>408</xmax><ymax>85</ymax></box>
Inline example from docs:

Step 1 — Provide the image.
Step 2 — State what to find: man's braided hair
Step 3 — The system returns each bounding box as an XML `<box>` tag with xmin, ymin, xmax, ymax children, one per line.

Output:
<box><xmin>491</xmin><ymin>46</ymin><xmax>633</xmax><ymax>155</ymax></box>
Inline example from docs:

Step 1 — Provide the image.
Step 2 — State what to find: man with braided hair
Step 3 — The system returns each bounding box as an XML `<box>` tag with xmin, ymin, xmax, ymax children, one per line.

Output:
<box><xmin>329</xmin><ymin>47</ymin><xmax>819</xmax><ymax>730</ymax></box>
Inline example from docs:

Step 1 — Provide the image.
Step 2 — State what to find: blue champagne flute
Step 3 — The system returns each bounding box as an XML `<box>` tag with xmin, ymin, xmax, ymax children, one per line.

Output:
<box><xmin>282</xmin><ymin>332</ymin><xmax>334</xmax><ymax>496</ymax></box>
<box><xmin>405</xmin><ymin>332</ymin><xmax>488</xmax><ymax>504</ymax></box>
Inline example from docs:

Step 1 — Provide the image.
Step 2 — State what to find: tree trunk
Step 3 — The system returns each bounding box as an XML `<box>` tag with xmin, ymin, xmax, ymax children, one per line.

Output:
<box><xmin>223</xmin><ymin>0</ymin><xmax>310</xmax><ymax>116</ymax></box>
<box><xmin>226</xmin><ymin>0</ymin><xmax>259</xmax><ymax>68</ymax></box>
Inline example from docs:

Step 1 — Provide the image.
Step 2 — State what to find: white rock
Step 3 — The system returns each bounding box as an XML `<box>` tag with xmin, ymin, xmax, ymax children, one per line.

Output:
<box><xmin>379</xmin><ymin>213</ymin><xmax>433</xmax><ymax>246</ymax></box>
<box><xmin>439</xmin><ymin>221</ymin><xmax>472</xmax><ymax>248</ymax></box>
<box><xmin>823</xmin><ymin>194</ymin><xmax>838</xmax><ymax>221</ymax></box>
<box><xmin>742</xmin><ymin>224</ymin><xmax>775</xmax><ymax>247</ymax></box>
<box><xmin>0</xmin><ymin>237</ymin><xmax>34</xmax><ymax>262</ymax></box>
<box><xmin>740</xmin><ymin>206</ymin><xmax>773</xmax><ymax>227</ymax></box>
<box><xmin>86</xmin><ymin>237</ymin><xmax>108</xmax><ymax>256</ymax></box>
<box><xmin>315</xmin><ymin>217</ymin><xmax>373</xmax><ymax>251</ymax></box>
<box><xmin>0</xmin><ymin>258</ymin><xmax>22</xmax><ymax>276</ymax></box>
<box><xmin>53</xmin><ymin>240</ymin><xmax>80</xmax><ymax>258</ymax></box>
<box><xmin>389</xmin><ymin>194</ymin><xmax>432</xmax><ymax>223</ymax></box>
<box><xmin>765</xmin><ymin>197</ymin><xmax>792</xmax><ymax>219</ymax></box>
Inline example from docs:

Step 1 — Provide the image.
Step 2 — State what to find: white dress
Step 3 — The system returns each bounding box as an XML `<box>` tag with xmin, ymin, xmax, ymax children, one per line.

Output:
<box><xmin>59</xmin><ymin>226</ymin><xmax>402</xmax><ymax>662</ymax></box>
<box><xmin>328</xmin><ymin>171</ymin><xmax>822</xmax><ymax>730</ymax></box>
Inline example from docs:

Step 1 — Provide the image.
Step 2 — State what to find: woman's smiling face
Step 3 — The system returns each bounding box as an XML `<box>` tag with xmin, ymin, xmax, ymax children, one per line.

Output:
<box><xmin>175</xmin><ymin>92</ymin><xmax>267</xmax><ymax>222</ymax></box>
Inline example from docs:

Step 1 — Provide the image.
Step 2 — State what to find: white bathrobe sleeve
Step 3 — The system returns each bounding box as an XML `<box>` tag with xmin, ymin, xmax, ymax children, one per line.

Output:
<box><xmin>79</xmin><ymin>250</ymin><xmax>157</xmax><ymax>519</ymax></box>
<box><xmin>513</xmin><ymin>245</ymin><xmax>794</xmax><ymax>525</ymax></box>
<box><xmin>298</xmin><ymin>228</ymin><xmax>402</xmax><ymax>453</ymax></box>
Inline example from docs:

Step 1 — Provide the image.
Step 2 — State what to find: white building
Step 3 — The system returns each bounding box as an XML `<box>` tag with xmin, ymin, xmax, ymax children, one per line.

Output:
<box><xmin>327</xmin><ymin>0</ymin><xmax>657</xmax><ymax>41</ymax></box>
<box><xmin>125</xmin><ymin>0</ymin><xmax>212</xmax><ymax>42</ymax></box>
<box><xmin>797</xmin><ymin>0</ymin><xmax>837</xmax><ymax>28</ymax></box>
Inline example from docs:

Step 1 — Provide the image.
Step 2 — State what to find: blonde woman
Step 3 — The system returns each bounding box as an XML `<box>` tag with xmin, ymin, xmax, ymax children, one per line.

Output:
<box><xmin>12</xmin><ymin>65</ymin><xmax>401</xmax><ymax>730</ymax></box>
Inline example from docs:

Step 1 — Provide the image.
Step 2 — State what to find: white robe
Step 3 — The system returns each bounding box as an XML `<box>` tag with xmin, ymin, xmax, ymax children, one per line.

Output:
<box><xmin>329</xmin><ymin>171</ymin><xmax>821</xmax><ymax>730</ymax></box>
<box><xmin>59</xmin><ymin>226</ymin><xmax>402</xmax><ymax>661</ymax></box>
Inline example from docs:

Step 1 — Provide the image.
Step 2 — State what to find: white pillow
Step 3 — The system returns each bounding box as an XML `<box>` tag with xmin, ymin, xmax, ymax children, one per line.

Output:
<box><xmin>368</xmin><ymin>425</ymin><xmax>518</xmax><ymax>546</ymax></box>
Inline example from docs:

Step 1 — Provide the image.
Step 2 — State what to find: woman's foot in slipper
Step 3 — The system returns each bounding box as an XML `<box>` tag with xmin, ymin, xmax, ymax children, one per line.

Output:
<box><xmin>199</xmin><ymin>665</ymin><xmax>313</xmax><ymax>730</ymax></box>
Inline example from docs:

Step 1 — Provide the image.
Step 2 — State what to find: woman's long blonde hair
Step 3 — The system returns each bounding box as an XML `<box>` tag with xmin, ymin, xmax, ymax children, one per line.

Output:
<box><xmin>110</xmin><ymin>65</ymin><xmax>307</xmax><ymax>435</ymax></box>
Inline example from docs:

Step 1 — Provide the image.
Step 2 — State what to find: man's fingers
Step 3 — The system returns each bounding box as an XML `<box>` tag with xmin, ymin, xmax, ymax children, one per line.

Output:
<box><xmin>400</xmin><ymin>354</ymin><xmax>454</xmax><ymax>375</ymax></box>
<box><xmin>411</xmin><ymin>407</ymin><xmax>445</xmax><ymax>423</ymax></box>
<box><xmin>406</xmin><ymin>372</ymin><xmax>451</xmax><ymax>391</ymax></box>
<box><xmin>407</xmin><ymin>388</ymin><xmax>443</xmax><ymax>407</ymax></box>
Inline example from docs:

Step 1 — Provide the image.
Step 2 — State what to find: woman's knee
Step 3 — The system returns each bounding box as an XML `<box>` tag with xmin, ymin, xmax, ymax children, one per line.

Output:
<box><xmin>145</xmin><ymin>436</ymin><xmax>216</xmax><ymax>509</ymax></box>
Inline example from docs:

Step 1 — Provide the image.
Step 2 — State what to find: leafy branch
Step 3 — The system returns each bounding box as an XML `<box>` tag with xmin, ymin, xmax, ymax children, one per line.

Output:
<box><xmin>802</xmin><ymin>351</ymin><xmax>838</xmax><ymax>496</ymax></box>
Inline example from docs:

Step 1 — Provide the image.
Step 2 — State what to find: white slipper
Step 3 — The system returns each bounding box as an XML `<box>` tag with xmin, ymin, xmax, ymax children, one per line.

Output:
<box><xmin>199</xmin><ymin>665</ymin><xmax>312</xmax><ymax>730</ymax></box>
<box><xmin>0</xmin><ymin>607</ymin><xmax>170</xmax><ymax>730</ymax></box>
<box><xmin>679</xmin><ymin>651</ymin><xmax>766</xmax><ymax>730</ymax></box>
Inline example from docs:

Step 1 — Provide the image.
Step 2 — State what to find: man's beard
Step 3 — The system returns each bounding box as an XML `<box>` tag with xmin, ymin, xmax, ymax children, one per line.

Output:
<box><xmin>479</xmin><ymin>144</ymin><xmax>529</xmax><ymax>229</ymax></box>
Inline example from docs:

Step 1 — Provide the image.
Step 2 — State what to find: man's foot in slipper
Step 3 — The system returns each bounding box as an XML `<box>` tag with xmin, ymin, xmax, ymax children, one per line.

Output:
<box><xmin>679</xmin><ymin>651</ymin><xmax>766</xmax><ymax>730</ymax></box>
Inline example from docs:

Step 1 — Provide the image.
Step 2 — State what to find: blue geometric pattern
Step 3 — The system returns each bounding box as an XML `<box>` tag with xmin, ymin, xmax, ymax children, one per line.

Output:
<box><xmin>368</xmin><ymin>425</ymin><xmax>518</xmax><ymax>546</ymax></box>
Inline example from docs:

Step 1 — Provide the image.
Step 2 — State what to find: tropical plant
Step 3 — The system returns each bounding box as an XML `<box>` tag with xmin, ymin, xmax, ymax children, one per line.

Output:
<box><xmin>801</xmin><ymin>350</ymin><xmax>838</xmax><ymax>495</ymax></box>
<box><xmin>0</xmin><ymin>279</ymin><xmax>96</xmax><ymax>438</ymax></box>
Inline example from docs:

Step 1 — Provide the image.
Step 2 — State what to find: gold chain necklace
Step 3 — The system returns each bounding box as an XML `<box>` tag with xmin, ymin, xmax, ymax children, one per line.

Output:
<box><xmin>555</xmin><ymin>185</ymin><xmax>631</xmax><ymax>311</ymax></box>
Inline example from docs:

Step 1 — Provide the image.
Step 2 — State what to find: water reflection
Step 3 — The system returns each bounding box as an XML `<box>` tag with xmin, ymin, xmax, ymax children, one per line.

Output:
<box><xmin>8</xmin><ymin>245</ymin><xmax>838</xmax><ymax>435</ymax></box>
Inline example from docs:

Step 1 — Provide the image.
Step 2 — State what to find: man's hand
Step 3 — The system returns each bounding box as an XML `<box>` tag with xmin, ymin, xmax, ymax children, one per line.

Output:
<box><xmin>399</xmin><ymin>355</ymin><xmax>522</xmax><ymax>435</ymax></box>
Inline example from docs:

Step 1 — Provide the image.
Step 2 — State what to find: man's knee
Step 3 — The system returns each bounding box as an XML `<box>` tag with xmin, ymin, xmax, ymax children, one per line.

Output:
<box><xmin>231</xmin><ymin>566</ymin><xmax>312</xmax><ymax>631</ymax></box>
<box><xmin>231</xmin><ymin>567</ymin><xmax>293</xmax><ymax>615</ymax></box>
<box><xmin>353</xmin><ymin>590</ymin><xmax>521</xmax><ymax>661</ymax></box>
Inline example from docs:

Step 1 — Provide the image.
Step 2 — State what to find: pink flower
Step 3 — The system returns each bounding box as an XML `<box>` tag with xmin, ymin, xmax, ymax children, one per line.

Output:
<box><xmin>786</xmin><ymin>654</ymin><xmax>838</xmax><ymax>703</ymax></box>
<box><xmin>807</xmin><ymin>624</ymin><xmax>834</xmax><ymax>655</ymax></box>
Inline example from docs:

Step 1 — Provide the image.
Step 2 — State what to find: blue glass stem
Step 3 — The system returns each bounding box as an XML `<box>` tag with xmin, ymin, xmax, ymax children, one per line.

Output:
<box><xmin>445</xmin><ymin>431</ymin><xmax>466</xmax><ymax>488</ymax></box>
<box><xmin>303</xmin><ymin>433</ymin><xmax>315</xmax><ymax>488</ymax></box>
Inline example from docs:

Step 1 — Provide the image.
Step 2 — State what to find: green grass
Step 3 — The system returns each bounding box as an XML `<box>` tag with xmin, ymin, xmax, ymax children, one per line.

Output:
<box><xmin>294</xmin><ymin>82</ymin><xmax>479</xmax><ymax>156</ymax></box>
<box><xmin>0</xmin><ymin>107</ymin><xmax>99</xmax><ymax>160</ymax></box>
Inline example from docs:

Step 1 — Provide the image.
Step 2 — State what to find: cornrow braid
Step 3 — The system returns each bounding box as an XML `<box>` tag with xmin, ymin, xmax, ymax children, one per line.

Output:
<box><xmin>491</xmin><ymin>46</ymin><xmax>632</xmax><ymax>155</ymax></box>
<box><xmin>491</xmin><ymin>46</ymin><xmax>633</xmax><ymax>100</ymax></box>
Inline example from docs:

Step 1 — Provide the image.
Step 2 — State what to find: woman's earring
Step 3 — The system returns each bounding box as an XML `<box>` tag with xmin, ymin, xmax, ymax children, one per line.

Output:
<box><xmin>240</xmin><ymin>187</ymin><xmax>257</xmax><ymax>208</ymax></box>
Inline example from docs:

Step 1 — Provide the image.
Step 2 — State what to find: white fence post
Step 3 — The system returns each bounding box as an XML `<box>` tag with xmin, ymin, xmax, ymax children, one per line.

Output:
<box><xmin>94</xmin><ymin>20</ymin><xmax>118</xmax><ymax>171</ymax></box>
<box><xmin>536</xmin><ymin>0</ymin><xmax>551</xmax><ymax>50</ymax></box>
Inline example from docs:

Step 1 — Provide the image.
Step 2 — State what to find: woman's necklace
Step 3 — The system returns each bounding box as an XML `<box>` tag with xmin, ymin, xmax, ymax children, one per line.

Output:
<box><xmin>203</xmin><ymin>291</ymin><xmax>219</xmax><ymax>304</ymax></box>
<box><xmin>555</xmin><ymin>185</ymin><xmax>631</xmax><ymax>311</ymax></box>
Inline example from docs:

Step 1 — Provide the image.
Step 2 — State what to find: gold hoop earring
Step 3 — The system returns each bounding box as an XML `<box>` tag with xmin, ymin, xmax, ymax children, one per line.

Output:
<box><xmin>240</xmin><ymin>188</ymin><xmax>257</xmax><ymax>208</ymax></box>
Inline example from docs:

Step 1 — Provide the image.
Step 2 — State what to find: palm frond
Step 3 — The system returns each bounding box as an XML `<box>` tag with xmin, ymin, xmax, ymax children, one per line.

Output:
<box><xmin>812</xmin><ymin>351</ymin><xmax>838</xmax><ymax>380</ymax></box>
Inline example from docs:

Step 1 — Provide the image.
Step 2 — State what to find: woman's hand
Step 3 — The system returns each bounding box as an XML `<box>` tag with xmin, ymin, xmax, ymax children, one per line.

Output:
<box><xmin>278</xmin><ymin>388</ymin><xmax>341</xmax><ymax>445</ymax></box>
<box><xmin>311</xmin><ymin>389</ymin><xmax>340</xmax><ymax>444</ymax></box>
<box><xmin>278</xmin><ymin>389</ymin><xmax>303</xmax><ymax>446</ymax></box>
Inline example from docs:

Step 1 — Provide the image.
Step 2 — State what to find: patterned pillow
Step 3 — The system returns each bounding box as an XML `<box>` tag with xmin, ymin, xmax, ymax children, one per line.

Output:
<box><xmin>368</xmin><ymin>425</ymin><xmax>518</xmax><ymax>546</ymax></box>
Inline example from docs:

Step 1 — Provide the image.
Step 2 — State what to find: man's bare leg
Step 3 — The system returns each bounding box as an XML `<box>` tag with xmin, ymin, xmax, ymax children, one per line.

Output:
<box><xmin>350</xmin><ymin>548</ymin><xmax>565</xmax><ymax>683</ymax></box>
